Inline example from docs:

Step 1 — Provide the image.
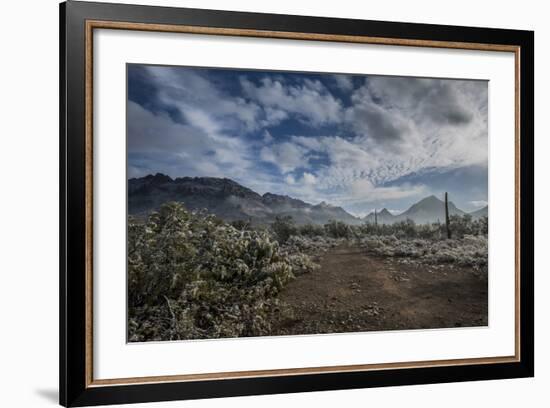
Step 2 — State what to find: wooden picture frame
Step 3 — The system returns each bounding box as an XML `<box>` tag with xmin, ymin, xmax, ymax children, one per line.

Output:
<box><xmin>60</xmin><ymin>1</ymin><xmax>534</xmax><ymax>406</ymax></box>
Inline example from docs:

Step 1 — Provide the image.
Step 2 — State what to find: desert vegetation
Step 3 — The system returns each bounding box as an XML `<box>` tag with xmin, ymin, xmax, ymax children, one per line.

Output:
<box><xmin>128</xmin><ymin>202</ymin><xmax>317</xmax><ymax>341</ymax></box>
<box><xmin>128</xmin><ymin>201</ymin><xmax>488</xmax><ymax>341</ymax></box>
<box><xmin>270</xmin><ymin>213</ymin><xmax>488</xmax><ymax>270</ymax></box>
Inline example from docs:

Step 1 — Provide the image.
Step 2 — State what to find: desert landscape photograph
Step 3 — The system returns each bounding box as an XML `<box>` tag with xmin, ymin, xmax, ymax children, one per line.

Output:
<box><xmin>126</xmin><ymin>64</ymin><xmax>489</xmax><ymax>342</ymax></box>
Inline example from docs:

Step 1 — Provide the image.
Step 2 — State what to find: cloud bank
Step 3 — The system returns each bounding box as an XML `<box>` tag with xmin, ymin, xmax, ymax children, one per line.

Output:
<box><xmin>127</xmin><ymin>65</ymin><xmax>488</xmax><ymax>214</ymax></box>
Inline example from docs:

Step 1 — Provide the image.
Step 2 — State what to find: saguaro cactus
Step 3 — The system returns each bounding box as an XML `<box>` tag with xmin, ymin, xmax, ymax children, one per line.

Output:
<box><xmin>445</xmin><ymin>192</ymin><xmax>451</xmax><ymax>239</ymax></box>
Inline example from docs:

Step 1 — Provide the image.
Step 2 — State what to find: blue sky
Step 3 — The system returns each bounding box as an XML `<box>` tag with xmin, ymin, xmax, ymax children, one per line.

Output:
<box><xmin>127</xmin><ymin>64</ymin><xmax>488</xmax><ymax>215</ymax></box>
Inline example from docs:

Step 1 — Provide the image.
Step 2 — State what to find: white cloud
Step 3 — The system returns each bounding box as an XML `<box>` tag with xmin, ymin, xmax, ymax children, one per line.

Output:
<box><xmin>302</xmin><ymin>172</ymin><xmax>317</xmax><ymax>185</ymax></box>
<box><xmin>344</xmin><ymin>77</ymin><xmax>488</xmax><ymax>170</ymax></box>
<box><xmin>283</xmin><ymin>78</ymin><xmax>489</xmax><ymax>197</ymax></box>
<box><xmin>349</xmin><ymin>178</ymin><xmax>428</xmax><ymax>202</ymax></box>
<box><xmin>127</xmin><ymin>100</ymin><xmax>250</xmax><ymax>179</ymax></box>
<box><xmin>262</xmin><ymin>130</ymin><xmax>274</xmax><ymax>143</ymax></box>
<box><xmin>128</xmin><ymin>165</ymin><xmax>149</xmax><ymax>179</ymax></box>
<box><xmin>240</xmin><ymin>76</ymin><xmax>344</xmax><ymax>126</ymax></box>
<box><xmin>333</xmin><ymin>74</ymin><xmax>354</xmax><ymax>91</ymax></box>
<box><xmin>469</xmin><ymin>200</ymin><xmax>488</xmax><ymax>208</ymax></box>
<box><xmin>144</xmin><ymin>66</ymin><xmax>268</xmax><ymax>136</ymax></box>
<box><xmin>129</xmin><ymin>66</ymin><xmax>488</xmax><ymax>214</ymax></box>
<box><xmin>290</xmin><ymin>135</ymin><xmax>324</xmax><ymax>151</ymax></box>
<box><xmin>183</xmin><ymin>107</ymin><xmax>221</xmax><ymax>135</ymax></box>
<box><xmin>127</xmin><ymin>100</ymin><xmax>205</xmax><ymax>154</ymax></box>
<box><xmin>260</xmin><ymin>142</ymin><xmax>308</xmax><ymax>173</ymax></box>
<box><xmin>262</xmin><ymin>108</ymin><xmax>288</xmax><ymax>126</ymax></box>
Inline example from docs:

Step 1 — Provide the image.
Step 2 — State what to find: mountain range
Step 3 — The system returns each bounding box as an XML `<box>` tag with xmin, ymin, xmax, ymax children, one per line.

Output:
<box><xmin>362</xmin><ymin>195</ymin><xmax>487</xmax><ymax>225</ymax></box>
<box><xmin>128</xmin><ymin>174</ymin><xmax>487</xmax><ymax>225</ymax></box>
<box><xmin>128</xmin><ymin>173</ymin><xmax>359</xmax><ymax>225</ymax></box>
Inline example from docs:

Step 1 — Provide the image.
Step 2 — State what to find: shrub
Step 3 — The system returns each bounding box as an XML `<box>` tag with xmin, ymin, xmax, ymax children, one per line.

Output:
<box><xmin>324</xmin><ymin>219</ymin><xmax>352</xmax><ymax>238</ymax></box>
<box><xmin>361</xmin><ymin>234</ymin><xmax>488</xmax><ymax>270</ymax></box>
<box><xmin>353</xmin><ymin>215</ymin><xmax>487</xmax><ymax>241</ymax></box>
<box><xmin>286</xmin><ymin>252</ymin><xmax>320</xmax><ymax>276</ymax></box>
<box><xmin>128</xmin><ymin>202</ymin><xmax>295</xmax><ymax>341</ymax></box>
<box><xmin>449</xmin><ymin>215</ymin><xmax>488</xmax><ymax>238</ymax></box>
<box><xmin>230</xmin><ymin>219</ymin><xmax>252</xmax><ymax>231</ymax></box>
<box><xmin>271</xmin><ymin>215</ymin><xmax>298</xmax><ymax>243</ymax></box>
<box><xmin>298</xmin><ymin>223</ymin><xmax>326</xmax><ymax>237</ymax></box>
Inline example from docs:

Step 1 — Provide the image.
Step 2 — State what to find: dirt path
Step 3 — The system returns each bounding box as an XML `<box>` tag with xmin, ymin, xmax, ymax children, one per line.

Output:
<box><xmin>272</xmin><ymin>245</ymin><xmax>488</xmax><ymax>336</ymax></box>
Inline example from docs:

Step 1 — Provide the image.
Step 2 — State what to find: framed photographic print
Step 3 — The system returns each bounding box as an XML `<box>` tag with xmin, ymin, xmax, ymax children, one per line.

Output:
<box><xmin>59</xmin><ymin>1</ymin><xmax>534</xmax><ymax>406</ymax></box>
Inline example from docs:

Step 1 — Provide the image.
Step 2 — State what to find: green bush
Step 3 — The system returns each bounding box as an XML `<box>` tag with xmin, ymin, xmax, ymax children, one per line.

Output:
<box><xmin>271</xmin><ymin>215</ymin><xmax>298</xmax><ymax>243</ymax></box>
<box><xmin>230</xmin><ymin>219</ymin><xmax>252</xmax><ymax>231</ymax></box>
<box><xmin>449</xmin><ymin>215</ymin><xmax>488</xmax><ymax>238</ymax></box>
<box><xmin>361</xmin><ymin>234</ymin><xmax>488</xmax><ymax>270</ymax></box>
<box><xmin>324</xmin><ymin>219</ymin><xmax>352</xmax><ymax>238</ymax></box>
<box><xmin>128</xmin><ymin>202</ymin><xmax>295</xmax><ymax>341</ymax></box>
<box><xmin>354</xmin><ymin>215</ymin><xmax>487</xmax><ymax>240</ymax></box>
<box><xmin>297</xmin><ymin>223</ymin><xmax>326</xmax><ymax>237</ymax></box>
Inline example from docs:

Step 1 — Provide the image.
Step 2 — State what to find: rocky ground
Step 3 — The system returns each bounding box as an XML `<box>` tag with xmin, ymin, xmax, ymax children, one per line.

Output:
<box><xmin>271</xmin><ymin>245</ymin><xmax>488</xmax><ymax>336</ymax></box>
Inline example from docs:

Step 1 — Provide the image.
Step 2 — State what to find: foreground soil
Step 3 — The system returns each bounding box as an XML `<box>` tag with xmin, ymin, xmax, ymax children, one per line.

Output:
<box><xmin>271</xmin><ymin>245</ymin><xmax>488</xmax><ymax>335</ymax></box>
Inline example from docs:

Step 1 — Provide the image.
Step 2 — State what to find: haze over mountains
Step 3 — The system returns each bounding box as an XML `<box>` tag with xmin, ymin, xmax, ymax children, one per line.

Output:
<box><xmin>363</xmin><ymin>195</ymin><xmax>480</xmax><ymax>225</ymax></box>
<box><xmin>129</xmin><ymin>174</ymin><xmax>488</xmax><ymax>225</ymax></box>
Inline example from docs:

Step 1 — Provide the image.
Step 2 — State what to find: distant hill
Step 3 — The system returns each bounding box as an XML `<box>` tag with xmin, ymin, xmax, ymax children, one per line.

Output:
<box><xmin>129</xmin><ymin>174</ymin><xmax>486</xmax><ymax>226</ymax></box>
<box><xmin>469</xmin><ymin>205</ymin><xmax>488</xmax><ymax>219</ymax></box>
<box><xmin>364</xmin><ymin>208</ymin><xmax>396</xmax><ymax>224</ymax></box>
<box><xmin>395</xmin><ymin>195</ymin><xmax>465</xmax><ymax>224</ymax></box>
<box><xmin>128</xmin><ymin>174</ymin><xmax>360</xmax><ymax>225</ymax></box>
<box><xmin>364</xmin><ymin>195</ymin><xmax>472</xmax><ymax>225</ymax></box>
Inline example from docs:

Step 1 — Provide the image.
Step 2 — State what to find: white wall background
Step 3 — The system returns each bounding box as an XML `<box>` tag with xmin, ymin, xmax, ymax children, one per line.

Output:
<box><xmin>0</xmin><ymin>0</ymin><xmax>545</xmax><ymax>407</ymax></box>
